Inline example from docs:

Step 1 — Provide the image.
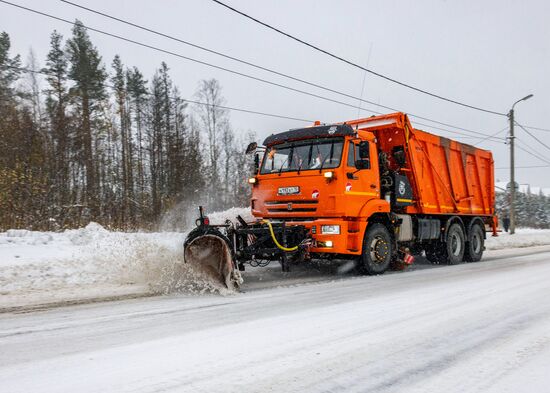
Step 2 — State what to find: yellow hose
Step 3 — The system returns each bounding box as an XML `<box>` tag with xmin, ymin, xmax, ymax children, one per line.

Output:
<box><xmin>261</xmin><ymin>219</ymin><xmax>299</xmax><ymax>252</ymax></box>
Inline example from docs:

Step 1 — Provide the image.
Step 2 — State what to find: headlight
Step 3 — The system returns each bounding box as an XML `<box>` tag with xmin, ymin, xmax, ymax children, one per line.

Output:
<box><xmin>316</xmin><ymin>240</ymin><xmax>333</xmax><ymax>248</ymax></box>
<box><xmin>321</xmin><ymin>225</ymin><xmax>340</xmax><ymax>234</ymax></box>
<box><xmin>248</xmin><ymin>177</ymin><xmax>257</xmax><ymax>184</ymax></box>
<box><xmin>317</xmin><ymin>240</ymin><xmax>333</xmax><ymax>248</ymax></box>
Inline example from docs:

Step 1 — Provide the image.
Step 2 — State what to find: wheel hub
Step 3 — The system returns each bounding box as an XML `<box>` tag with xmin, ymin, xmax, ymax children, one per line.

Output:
<box><xmin>370</xmin><ymin>236</ymin><xmax>389</xmax><ymax>263</ymax></box>
<box><xmin>451</xmin><ymin>233</ymin><xmax>462</xmax><ymax>256</ymax></box>
<box><xmin>472</xmin><ymin>233</ymin><xmax>481</xmax><ymax>253</ymax></box>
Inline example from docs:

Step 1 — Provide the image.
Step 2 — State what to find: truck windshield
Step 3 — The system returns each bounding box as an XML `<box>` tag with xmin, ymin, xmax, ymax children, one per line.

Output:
<box><xmin>260</xmin><ymin>138</ymin><xmax>344</xmax><ymax>174</ymax></box>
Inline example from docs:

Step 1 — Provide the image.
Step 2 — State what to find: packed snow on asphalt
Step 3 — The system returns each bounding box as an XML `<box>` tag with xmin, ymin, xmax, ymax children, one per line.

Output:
<box><xmin>1</xmin><ymin>210</ymin><xmax>550</xmax><ymax>392</ymax></box>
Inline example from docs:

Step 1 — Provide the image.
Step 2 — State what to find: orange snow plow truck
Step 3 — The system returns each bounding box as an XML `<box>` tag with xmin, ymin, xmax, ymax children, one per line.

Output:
<box><xmin>184</xmin><ymin>112</ymin><xmax>496</xmax><ymax>288</ymax></box>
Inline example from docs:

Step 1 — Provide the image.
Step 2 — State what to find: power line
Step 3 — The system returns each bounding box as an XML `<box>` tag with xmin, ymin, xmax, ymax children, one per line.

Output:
<box><xmin>471</xmin><ymin>126</ymin><xmax>508</xmax><ymax>145</ymax></box>
<box><xmin>58</xmin><ymin>0</ymin><xmax>501</xmax><ymax>141</ymax></box>
<box><xmin>515</xmin><ymin>121</ymin><xmax>550</xmax><ymax>152</ymax></box>
<box><xmin>452</xmin><ymin>135</ymin><xmax>503</xmax><ymax>140</ymax></box>
<box><xmin>495</xmin><ymin>165</ymin><xmax>550</xmax><ymax>170</ymax></box>
<box><xmin>0</xmin><ymin>1</ymin><xmax>504</xmax><ymax>144</ymax></box>
<box><xmin>0</xmin><ymin>65</ymin><xmax>315</xmax><ymax>122</ymax></box>
<box><xmin>412</xmin><ymin>122</ymin><xmax>504</xmax><ymax>141</ymax></box>
<box><xmin>515</xmin><ymin>138</ymin><xmax>550</xmax><ymax>162</ymax></box>
<box><xmin>515</xmin><ymin>140</ymin><xmax>550</xmax><ymax>165</ymax></box>
<box><xmin>522</xmin><ymin>125</ymin><xmax>550</xmax><ymax>133</ymax></box>
<box><xmin>187</xmin><ymin>99</ymin><xmax>314</xmax><ymax>123</ymax></box>
<box><xmin>209</xmin><ymin>0</ymin><xmax>507</xmax><ymax>117</ymax></box>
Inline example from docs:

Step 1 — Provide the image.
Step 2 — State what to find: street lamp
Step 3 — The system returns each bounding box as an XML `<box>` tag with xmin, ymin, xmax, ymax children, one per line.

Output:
<box><xmin>508</xmin><ymin>94</ymin><xmax>534</xmax><ymax>234</ymax></box>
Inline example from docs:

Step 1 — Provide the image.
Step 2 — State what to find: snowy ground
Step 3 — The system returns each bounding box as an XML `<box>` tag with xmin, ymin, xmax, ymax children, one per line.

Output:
<box><xmin>1</xmin><ymin>209</ymin><xmax>550</xmax><ymax>311</ymax></box>
<box><xmin>2</xmin><ymin>211</ymin><xmax>550</xmax><ymax>391</ymax></box>
<box><xmin>1</xmin><ymin>245</ymin><xmax>550</xmax><ymax>392</ymax></box>
<box><xmin>0</xmin><ymin>208</ymin><xmax>252</xmax><ymax>310</ymax></box>
<box><xmin>485</xmin><ymin>227</ymin><xmax>550</xmax><ymax>250</ymax></box>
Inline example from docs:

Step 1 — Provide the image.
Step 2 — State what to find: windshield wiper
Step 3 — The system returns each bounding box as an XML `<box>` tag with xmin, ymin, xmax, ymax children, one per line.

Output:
<box><xmin>278</xmin><ymin>156</ymin><xmax>289</xmax><ymax>176</ymax></box>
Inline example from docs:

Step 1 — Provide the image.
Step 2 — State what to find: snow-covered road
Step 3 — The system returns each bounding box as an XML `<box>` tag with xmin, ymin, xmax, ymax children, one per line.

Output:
<box><xmin>2</xmin><ymin>246</ymin><xmax>550</xmax><ymax>392</ymax></box>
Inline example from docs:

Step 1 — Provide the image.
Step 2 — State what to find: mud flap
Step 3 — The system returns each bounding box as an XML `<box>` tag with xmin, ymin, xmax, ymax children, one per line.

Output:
<box><xmin>184</xmin><ymin>234</ymin><xmax>243</xmax><ymax>290</ymax></box>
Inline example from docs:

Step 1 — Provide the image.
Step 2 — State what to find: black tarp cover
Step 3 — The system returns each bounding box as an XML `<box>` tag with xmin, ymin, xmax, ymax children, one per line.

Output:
<box><xmin>263</xmin><ymin>124</ymin><xmax>355</xmax><ymax>146</ymax></box>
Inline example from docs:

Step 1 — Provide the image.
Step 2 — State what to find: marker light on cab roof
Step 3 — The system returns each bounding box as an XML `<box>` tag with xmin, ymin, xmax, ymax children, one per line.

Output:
<box><xmin>357</xmin><ymin>118</ymin><xmax>396</xmax><ymax>129</ymax></box>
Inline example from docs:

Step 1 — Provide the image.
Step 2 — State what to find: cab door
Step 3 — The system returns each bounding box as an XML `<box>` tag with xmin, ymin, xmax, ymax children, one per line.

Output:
<box><xmin>344</xmin><ymin>139</ymin><xmax>380</xmax><ymax>215</ymax></box>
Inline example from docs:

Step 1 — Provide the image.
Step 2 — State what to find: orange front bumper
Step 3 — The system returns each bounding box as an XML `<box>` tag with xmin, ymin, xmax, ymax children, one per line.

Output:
<box><xmin>284</xmin><ymin>218</ymin><xmax>367</xmax><ymax>256</ymax></box>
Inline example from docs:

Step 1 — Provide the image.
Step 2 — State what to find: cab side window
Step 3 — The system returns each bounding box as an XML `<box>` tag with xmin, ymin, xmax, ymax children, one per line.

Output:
<box><xmin>346</xmin><ymin>142</ymin><xmax>360</xmax><ymax>167</ymax></box>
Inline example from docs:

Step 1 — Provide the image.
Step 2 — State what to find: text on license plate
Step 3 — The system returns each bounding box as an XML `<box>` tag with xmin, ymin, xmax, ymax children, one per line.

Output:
<box><xmin>278</xmin><ymin>186</ymin><xmax>300</xmax><ymax>195</ymax></box>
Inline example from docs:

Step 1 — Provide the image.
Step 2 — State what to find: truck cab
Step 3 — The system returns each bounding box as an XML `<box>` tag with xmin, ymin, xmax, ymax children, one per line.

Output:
<box><xmin>250</xmin><ymin>123</ymin><xmax>387</xmax><ymax>257</ymax></box>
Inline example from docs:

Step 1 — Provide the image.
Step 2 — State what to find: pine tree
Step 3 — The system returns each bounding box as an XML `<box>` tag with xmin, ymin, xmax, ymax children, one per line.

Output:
<box><xmin>126</xmin><ymin>66</ymin><xmax>148</xmax><ymax>221</ymax></box>
<box><xmin>111</xmin><ymin>55</ymin><xmax>134</xmax><ymax>225</ymax></box>
<box><xmin>182</xmin><ymin>116</ymin><xmax>205</xmax><ymax>206</ymax></box>
<box><xmin>159</xmin><ymin>62</ymin><xmax>173</xmax><ymax>203</ymax></box>
<box><xmin>169</xmin><ymin>88</ymin><xmax>188</xmax><ymax>201</ymax></box>
<box><xmin>0</xmin><ymin>31</ymin><xmax>21</xmax><ymax>102</ymax></box>
<box><xmin>66</xmin><ymin>20</ymin><xmax>107</xmax><ymax>218</ymax></box>
<box><xmin>148</xmin><ymin>69</ymin><xmax>166</xmax><ymax>218</ymax></box>
<box><xmin>534</xmin><ymin>191</ymin><xmax>549</xmax><ymax>229</ymax></box>
<box><xmin>43</xmin><ymin>30</ymin><xmax>72</xmax><ymax>223</ymax></box>
<box><xmin>0</xmin><ymin>31</ymin><xmax>23</xmax><ymax>228</ymax></box>
<box><xmin>0</xmin><ymin>37</ymin><xmax>48</xmax><ymax>229</ymax></box>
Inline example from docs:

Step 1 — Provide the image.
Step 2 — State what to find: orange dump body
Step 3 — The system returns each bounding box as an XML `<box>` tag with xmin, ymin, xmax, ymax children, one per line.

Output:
<box><xmin>348</xmin><ymin>113</ymin><xmax>495</xmax><ymax>217</ymax></box>
<box><xmin>251</xmin><ymin>112</ymin><xmax>495</xmax><ymax>256</ymax></box>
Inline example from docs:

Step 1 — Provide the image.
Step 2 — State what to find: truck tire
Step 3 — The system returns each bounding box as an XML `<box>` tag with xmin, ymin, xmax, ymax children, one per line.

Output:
<box><xmin>464</xmin><ymin>223</ymin><xmax>484</xmax><ymax>262</ymax></box>
<box><xmin>444</xmin><ymin>223</ymin><xmax>465</xmax><ymax>265</ymax></box>
<box><xmin>359</xmin><ymin>224</ymin><xmax>392</xmax><ymax>275</ymax></box>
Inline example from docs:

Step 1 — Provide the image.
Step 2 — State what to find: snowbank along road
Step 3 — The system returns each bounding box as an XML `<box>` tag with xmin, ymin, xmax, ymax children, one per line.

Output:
<box><xmin>2</xmin><ymin>206</ymin><xmax>550</xmax><ymax>311</ymax></box>
<box><xmin>1</xmin><ymin>245</ymin><xmax>550</xmax><ymax>393</ymax></box>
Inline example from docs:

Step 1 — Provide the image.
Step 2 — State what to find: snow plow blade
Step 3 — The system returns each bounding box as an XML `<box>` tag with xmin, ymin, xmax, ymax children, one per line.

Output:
<box><xmin>184</xmin><ymin>206</ymin><xmax>309</xmax><ymax>287</ymax></box>
<box><xmin>184</xmin><ymin>231</ymin><xmax>242</xmax><ymax>290</ymax></box>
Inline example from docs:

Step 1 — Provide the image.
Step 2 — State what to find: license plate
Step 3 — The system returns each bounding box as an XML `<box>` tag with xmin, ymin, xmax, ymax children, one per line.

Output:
<box><xmin>278</xmin><ymin>186</ymin><xmax>300</xmax><ymax>195</ymax></box>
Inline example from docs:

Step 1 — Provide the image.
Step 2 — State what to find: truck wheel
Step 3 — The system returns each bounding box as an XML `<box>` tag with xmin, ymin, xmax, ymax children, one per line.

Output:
<box><xmin>464</xmin><ymin>223</ymin><xmax>484</xmax><ymax>262</ymax></box>
<box><xmin>445</xmin><ymin>223</ymin><xmax>465</xmax><ymax>265</ymax></box>
<box><xmin>359</xmin><ymin>224</ymin><xmax>392</xmax><ymax>275</ymax></box>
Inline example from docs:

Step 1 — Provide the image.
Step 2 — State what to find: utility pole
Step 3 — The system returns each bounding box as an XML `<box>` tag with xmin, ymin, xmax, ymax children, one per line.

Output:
<box><xmin>508</xmin><ymin>94</ymin><xmax>534</xmax><ymax>235</ymax></box>
<box><xmin>508</xmin><ymin>108</ymin><xmax>516</xmax><ymax>234</ymax></box>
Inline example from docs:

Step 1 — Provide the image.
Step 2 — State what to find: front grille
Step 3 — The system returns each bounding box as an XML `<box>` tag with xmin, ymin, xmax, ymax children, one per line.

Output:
<box><xmin>267</xmin><ymin>217</ymin><xmax>318</xmax><ymax>222</ymax></box>
<box><xmin>265</xmin><ymin>199</ymin><xmax>318</xmax><ymax>214</ymax></box>
<box><xmin>265</xmin><ymin>199</ymin><xmax>318</xmax><ymax>205</ymax></box>
<box><xmin>267</xmin><ymin>207</ymin><xmax>317</xmax><ymax>213</ymax></box>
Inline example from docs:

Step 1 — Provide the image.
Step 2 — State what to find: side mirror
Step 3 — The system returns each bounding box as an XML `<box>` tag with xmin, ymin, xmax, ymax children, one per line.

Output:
<box><xmin>354</xmin><ymin>141</ymin><xmax>370</xmax><ymax>169</ymax></box>
<box><xmin>355</xmin><ymin>159</ymin><xmax>370</xmax><ymax>170</ymax></box>
<box><xmin>245</xmin><ymin>142</ymin><xmax>257</xmax><ymax>154</ymax></box>
<box><xmin>358</xmin><ymin>141</ymin><xmax>370</xmax><ymax>159</ymax></box>
<box><xmin>254</xmin><ymin>153</ymin><xmax>260</xmax><ymax>172</ymax></box>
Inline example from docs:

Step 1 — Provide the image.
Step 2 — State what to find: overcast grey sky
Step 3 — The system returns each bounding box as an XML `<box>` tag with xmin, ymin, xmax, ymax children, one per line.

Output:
<box><xmin>2</xmin><ymin>0</ymin><xmax>549</xmax><ymax>187</ymax></box>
